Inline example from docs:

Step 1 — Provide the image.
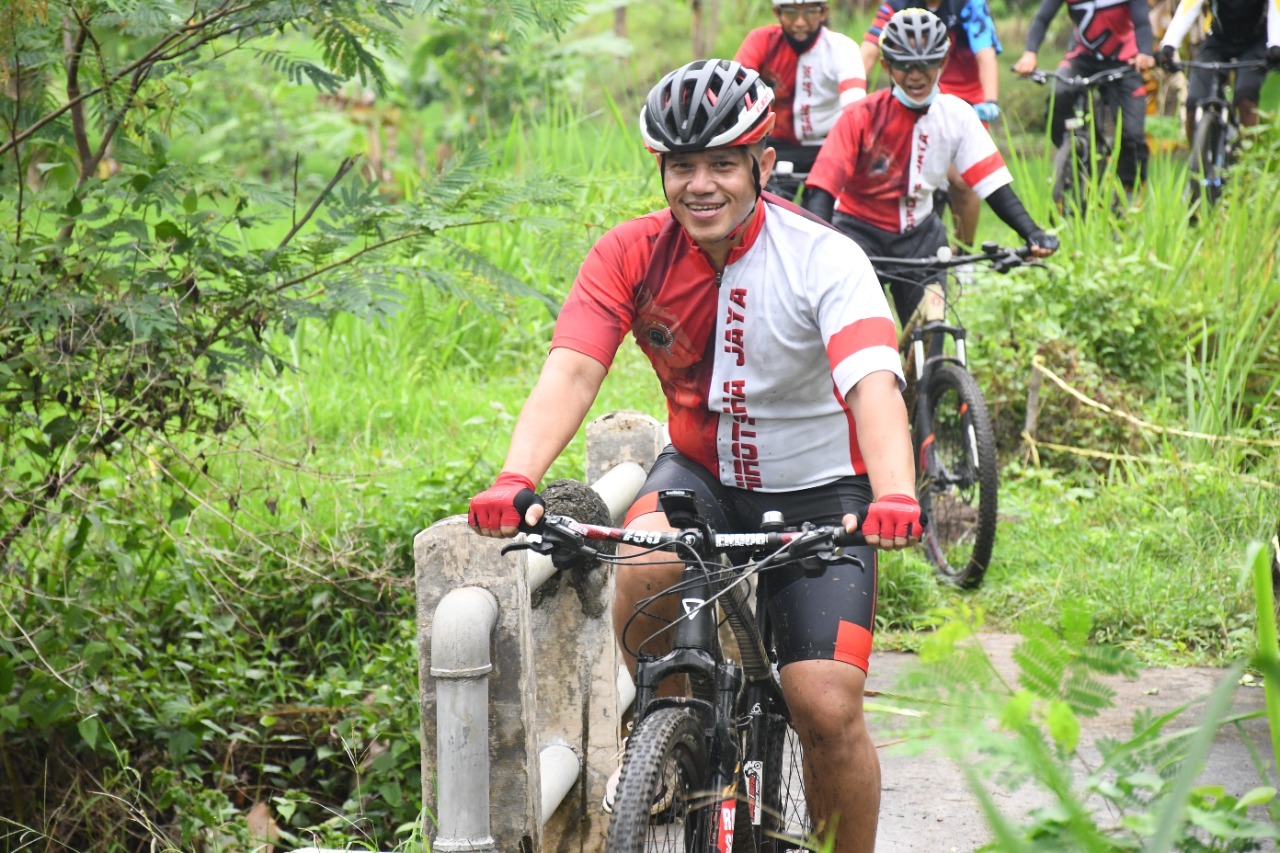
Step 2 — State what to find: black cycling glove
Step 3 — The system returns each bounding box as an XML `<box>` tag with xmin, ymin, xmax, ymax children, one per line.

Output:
<box><xmin>1159</xmin><ymin>45</ymin><xmax>1178</xmax><ymax>72</ymax></box>
<box><xmin>1268</xmin><ymin>45</ymin><xmax>1280</xmax><ymax>70</ymax></box>
<box><xmin>1026</xmin><ymin>229</ymin><xmax>1060</xmax><ymax>253</ymax></box>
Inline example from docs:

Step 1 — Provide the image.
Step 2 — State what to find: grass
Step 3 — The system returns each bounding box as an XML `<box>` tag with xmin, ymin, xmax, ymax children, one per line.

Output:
<box><xmin>4</xmin><ymin>6</ymin><xmax>1278</xmax><ymax>849</ymax></box>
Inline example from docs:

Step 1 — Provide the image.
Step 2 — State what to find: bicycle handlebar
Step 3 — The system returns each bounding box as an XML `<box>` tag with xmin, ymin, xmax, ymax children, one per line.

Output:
<box><xmin>1017</xmin><ymin>66</ymin><xmax>1132</xmax><ymax>88</ymax></box>
<box><xmin>1168</xmin><ymin>59</ymin><xmax>1269</xmax><ymax>73</ymax></box>
<box><xmin>864</xmin><ymin>242</ymin><xmax>1034</xmax><ymax>276</ymax></box>
<box><xmin>504</xmin><ymin>514</ymin><xmax>865</xmax><ymax>566</ymax></box>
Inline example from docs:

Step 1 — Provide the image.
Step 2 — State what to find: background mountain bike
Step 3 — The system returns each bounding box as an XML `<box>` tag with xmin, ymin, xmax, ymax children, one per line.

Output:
<box><xmin>1171</xmin><ymin>58</ymin><xmax>1268</xmax><ymax>209</ymax></box>
<box><xmin>1021</xmin><ymin>66</ymin><xmax>1131</xmax><ymax>216</ymax></box>
<box><xmin>508</xmin><ymin>490</ymin><xmax>864</xmax><ymax>852</ymax></box>
<box><xmin>866</xmin><ymin>243</ymin><xmax>1039</xmax><ymax>589</ymax></box>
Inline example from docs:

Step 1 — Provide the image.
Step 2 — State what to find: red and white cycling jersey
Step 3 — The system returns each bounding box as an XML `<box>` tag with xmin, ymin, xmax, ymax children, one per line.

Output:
<box><xmin>806</xmin><ymin>89</ymin><xmax>1012</xmax><ymax>233</ymax></box>
<box><xmin>735</xmin><ymin>26</ymin><xmax>867</xmax><ymax>145</ymax></box>
<box><xmin>552</xmin><ymin>199</ymin><xmax>902</xmax><ymax>491</ymax></box>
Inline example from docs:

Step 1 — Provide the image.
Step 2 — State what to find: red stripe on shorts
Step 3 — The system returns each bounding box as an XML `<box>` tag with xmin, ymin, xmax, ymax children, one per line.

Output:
<box><xmin>834</xmin><ymin>619</ymin><xmax>872</xmax><ymax>672</ymax></box>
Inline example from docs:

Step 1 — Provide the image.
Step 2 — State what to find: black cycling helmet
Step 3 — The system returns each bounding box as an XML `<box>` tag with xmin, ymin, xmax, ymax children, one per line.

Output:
<box><xmin>878</xmin><ymin>8</ymin><xmax>951</xmax><ymax>64</ymax></box>
<box><xmin>640</xmin><ymin>59</ymin><xmax>776</xmax><ymax>154</ymax></box>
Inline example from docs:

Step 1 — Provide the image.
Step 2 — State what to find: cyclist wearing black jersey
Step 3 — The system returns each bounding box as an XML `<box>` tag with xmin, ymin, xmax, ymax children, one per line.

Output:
<box><xmin>1014</xmin><ymin>0</ymin><xmax>1157</xmax><ymax>196</ymax></box>
<box><xmin>1159</xmin><ymin>0</ymin><xmax>1280</xmax><ymax>142</ymax></box>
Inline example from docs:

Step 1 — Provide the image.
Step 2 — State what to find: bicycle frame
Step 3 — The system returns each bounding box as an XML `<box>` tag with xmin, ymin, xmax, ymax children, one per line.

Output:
<box><xmin>1021</xmin><ymin>66</ymin><xmax>1131</xmax><ymax>212</ymax></box>
<box><xmin>519</xmin><ymin>505</ymin><xmax>862</xmax><ymax>847</ymax></box>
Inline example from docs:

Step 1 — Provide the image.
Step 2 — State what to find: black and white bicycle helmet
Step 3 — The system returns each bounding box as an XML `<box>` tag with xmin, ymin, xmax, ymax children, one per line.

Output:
<box><xmin>878</xmin><ymin>8</ymin><xmax>951</xmax><ymax>64</ymax></box>
<box><xmin>639</xmin><ymin>59</ymin><xmax>775</xmax><ymax>154</ymax></box>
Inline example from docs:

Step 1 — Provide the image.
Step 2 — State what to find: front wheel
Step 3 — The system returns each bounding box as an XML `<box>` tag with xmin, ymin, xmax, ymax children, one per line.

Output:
<box><xmin>1051</xmin><ymin>133</ymin><xmax>1090</xmax><ymax>217</ymax></box>
<box><xmin>917</xmin><ymin>363</ymin><xmax>999</xmax><ymax>589</ymax></box>
<box><xmin>606</xmin><ymin>707</ymin><xmax>717</xmax><ymax>853</ymax></box>
<box><xmin>1187</xmin><ymin>108</ymin><xmax>1226</xmax><ymax>209</ymax></box>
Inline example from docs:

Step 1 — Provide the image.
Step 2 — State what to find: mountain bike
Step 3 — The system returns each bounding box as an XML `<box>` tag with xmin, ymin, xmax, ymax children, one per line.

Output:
<box><xmin>1021</xmin><ymin>66</ymin><xmax>1131</xmax><ymax>216</ymax></box>
<box><xmin>865</xmin><ymin>243</ymin><xmax>1039</xmax><ymax>588</ymax></box>
<box><xmin>1170</xmin><ymin>58</ymin><xmax>1268</xmax><ymax>209</ymax></box>
<box><xmin>506</xmin><ymin>489</ymin><xmax>865</xmax><ymax>852</ymax></box>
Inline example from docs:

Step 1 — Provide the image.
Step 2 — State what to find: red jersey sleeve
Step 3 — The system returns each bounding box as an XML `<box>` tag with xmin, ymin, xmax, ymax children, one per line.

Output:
<box><xmin>551</xmin><ymin>215</ymin><xmax>663</xmax><ymax>368</ymax></box>
<box><xmin>734</xmin><ymin>27</ymin><xmax>771</xmax><ymax>73</ymax></box>
<box><xmin>805</xmin><ymin>107</ymin><xmax>860</xmax><ymax>199</ymax></box>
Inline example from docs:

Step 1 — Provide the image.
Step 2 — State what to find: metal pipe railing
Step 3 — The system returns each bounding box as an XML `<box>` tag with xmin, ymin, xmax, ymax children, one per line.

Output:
<box><xmin>430</xmin><ymin>586</ymin><xmax>501</xmax><ymax>853</ymax></box>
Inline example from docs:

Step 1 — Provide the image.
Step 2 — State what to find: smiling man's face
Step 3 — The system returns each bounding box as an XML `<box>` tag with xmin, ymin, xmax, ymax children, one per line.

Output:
<box><xmin>662</xmin><ymin>146</ymin><xmax>774</xmax><ymax>259</ymax></box>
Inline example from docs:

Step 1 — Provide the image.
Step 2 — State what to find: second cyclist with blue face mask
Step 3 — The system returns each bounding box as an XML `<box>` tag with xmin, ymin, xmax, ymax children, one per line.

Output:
<box><xmin>804</xmin><ymin>8</ymin><xmax>1057</xmax><ymax>325</ymax></box>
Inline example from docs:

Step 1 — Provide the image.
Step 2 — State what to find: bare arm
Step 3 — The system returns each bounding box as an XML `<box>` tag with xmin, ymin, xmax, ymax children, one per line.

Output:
<box><xmin>860</xmin><ymin>40</ymin><xmax>881</xmax><ymax>86</ymax></box>
<box><xmin>489</xmin><ymin>348</ymin><xmax>608</xmax><ymax>532</ymax></box>
<box><xmin>844</xmin><ymin>370</ymin><xmax>917</xmax><ymax>548</ymax></box>
<box><xmin>976</xmin><ymin>46</ymin><xmax>999</xmax><ymax>102</ymax></box>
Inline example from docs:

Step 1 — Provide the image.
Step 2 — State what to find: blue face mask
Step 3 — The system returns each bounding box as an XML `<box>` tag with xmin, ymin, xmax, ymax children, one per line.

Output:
<box><xmin>892</xmin><ymin>80</ymin><xmax>940</xmax><ymax>110</ymax></box>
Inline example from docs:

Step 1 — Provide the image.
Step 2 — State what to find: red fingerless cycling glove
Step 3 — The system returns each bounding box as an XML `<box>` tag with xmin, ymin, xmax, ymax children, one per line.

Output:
<box><xmin>861</xmin><ymin>493</ymin><xmax>923</xmax><ymax>539</ymax></box>
<box><xmin>469</xmin><ymin>472</ymin><xmax>538</xmax><ymax>532</ymax></box>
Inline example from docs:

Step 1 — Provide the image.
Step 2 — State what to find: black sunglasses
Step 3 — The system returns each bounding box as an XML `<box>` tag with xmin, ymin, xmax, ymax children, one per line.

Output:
<box><xmin>888</xmin><ymin>58</ymin><xmax>944</xmax><ymax>73</ymax></box>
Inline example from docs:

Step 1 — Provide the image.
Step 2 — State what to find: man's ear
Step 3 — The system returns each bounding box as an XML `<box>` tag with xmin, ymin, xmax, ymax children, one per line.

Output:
<box><xmin>758</xmin><ymin>145</ymin><xmax>777</xmax><ymax>187</ymax></box>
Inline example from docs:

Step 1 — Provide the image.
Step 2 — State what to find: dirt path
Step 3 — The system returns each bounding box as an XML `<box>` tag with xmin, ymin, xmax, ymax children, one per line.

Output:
<box><xmin>865</xmin><ymin>633</ymin><xmax>1273</xmax><ymax>852</ymax></box>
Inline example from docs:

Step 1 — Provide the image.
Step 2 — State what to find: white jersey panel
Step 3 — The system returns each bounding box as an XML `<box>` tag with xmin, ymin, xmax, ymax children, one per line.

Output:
<box><xmin>793</xmin><ymin>29</ymin><xmax>867</xmax><ymax>144</ymax></box>
<box><xmin>897</xmin><ymin>94</ymin><xmax>1013</xmax><ymax>231</ymax></box>
<box><xmin>709</xmin><ymin>204</ymin><xmax>902</xmax><ymax>491</ymax></box>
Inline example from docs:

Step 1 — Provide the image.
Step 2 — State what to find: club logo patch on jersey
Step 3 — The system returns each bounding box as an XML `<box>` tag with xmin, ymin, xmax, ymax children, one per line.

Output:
<box><xmin>641</xmin><ymin>321</ymin><xmax>675</xmax><ymax>353</ymax></box>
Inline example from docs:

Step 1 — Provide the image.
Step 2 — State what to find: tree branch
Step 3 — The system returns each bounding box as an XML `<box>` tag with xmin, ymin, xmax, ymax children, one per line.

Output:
<box><xmin>63</xmin><ymin>17</ymin><xmax>94</xmax><ymax>180</ymax></box>
<box><xmin>0</xmin><ymin>1</ymin><xmax>257</xmax><ymax>158</ymax></box>
<box><xmin>276</xmin><ymin>156</ymin><xmax>359</xmax><ymax>250</ymax></box>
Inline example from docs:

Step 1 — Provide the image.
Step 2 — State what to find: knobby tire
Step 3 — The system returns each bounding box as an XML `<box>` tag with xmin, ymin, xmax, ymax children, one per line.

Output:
<box><xmin>1187</xmin><ymin>109</ymin><xmax>1225</xmax><ymax>209</ymax></box>
<box><xmin>918</xmin><ymin>362</ymin><xmax>999</xmax><ymax>588</ymax></box>
<box><xmin>606</xmin><ymin>707</ymin><xmax>716</xmax><ymax>853</ymax></box>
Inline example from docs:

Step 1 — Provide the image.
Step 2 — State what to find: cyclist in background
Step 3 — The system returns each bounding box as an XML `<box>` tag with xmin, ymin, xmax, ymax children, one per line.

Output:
<box><xmin>1013</xmin><ymin>0</ymin><xmax>1156</xmax><ymax>201</ymax></box>
<box><xmin>861</xmin><ymin>0</ymin><xmax>1003</xmax><ymax>249</ymax></box>
<box><xmin>469</xmin><ymin>59</ymin><xmax>921</xmax><ymax>853</ymax></box>
<box><xmin>734</xmin><ymin>0</ymin><xmax>867</xmax><ymax>203</ymax></box>
<box><xmin>1158</xmin><ymin>0</ymin><xmax>1280</xmax><ymax>142</ymax></box>
<box><xmin>805</xmin><ymin>9</ymin><xmax>1057</xmax><ymax>326</ymax></box>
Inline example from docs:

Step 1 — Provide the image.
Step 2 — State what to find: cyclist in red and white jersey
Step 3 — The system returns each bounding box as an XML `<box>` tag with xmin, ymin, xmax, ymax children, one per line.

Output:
<box><xmin>861</xmin><ymin>0</ymin><xmax>1004</xmax><ymax>247</ymax></box>
<box><xmin>470</xmin><ymin>58</ymin><xmax>920</xmax><ymax>852</ymax></box>
<box><xmin>1013</xmin><ymin>0</ymin><xmax>1156</xmax><ymax>195</ymax></box>
<box><xmin>805</xmin><ymin>9</ymin><xmax>1057</xmax><ymax>324</ymax></box>
<box><xmin>734</xmin><ymin>0</ymin><xmax>867</xmax><ymax>203</ymax></box>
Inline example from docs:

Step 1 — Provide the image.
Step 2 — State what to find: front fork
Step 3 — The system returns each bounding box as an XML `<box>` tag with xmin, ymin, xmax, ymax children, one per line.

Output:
<box><xmin>630</xmin><ymin>566</ymin><xmax>745</xmax><ymax>850</ymax></box>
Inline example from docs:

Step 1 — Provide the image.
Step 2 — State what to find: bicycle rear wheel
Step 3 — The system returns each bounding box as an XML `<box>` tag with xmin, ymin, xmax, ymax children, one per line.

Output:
<box><xmin>606</xmin><ymin>707</ymin><xmax>717</xmax><ymax>853</ymax></box>
<box><xmin>1051</xmin><ymin>135</ymin><xmax>1089</xmax><ymax>216</ymax></box>
<box><xmin>918</xmin><ymin>362</ymin><xmax>998</xmax><ymax>588</ymax></box>
<box><xmin>736</xmin><ymin>711</ymin><xmax>811</xmax><ymax>853</ymax></box>
<box><xmin>1187</xmin><ymin>109</ymin><xmax>1225</xmax><ymax>209</ymax></box>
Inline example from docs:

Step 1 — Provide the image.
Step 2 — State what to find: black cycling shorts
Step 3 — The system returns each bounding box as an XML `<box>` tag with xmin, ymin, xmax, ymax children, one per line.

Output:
<box><xmin>625</xmin><ymin>446</ymin><xmax>878</xmax><ymax>673</ymax></box>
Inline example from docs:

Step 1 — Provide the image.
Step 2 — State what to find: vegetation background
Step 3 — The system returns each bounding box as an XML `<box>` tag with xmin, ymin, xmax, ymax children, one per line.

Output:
<box><xmin>1</xmin><ymin>0</ymin><xmax>1278</xmax><ymax>849</ymax></box>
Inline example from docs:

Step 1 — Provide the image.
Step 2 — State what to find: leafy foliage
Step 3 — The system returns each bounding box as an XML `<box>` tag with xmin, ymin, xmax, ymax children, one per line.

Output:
<box><xmin>0</xmin><ymin>0</ymin><xmax>580</xmax><ymax>846</ymax></box>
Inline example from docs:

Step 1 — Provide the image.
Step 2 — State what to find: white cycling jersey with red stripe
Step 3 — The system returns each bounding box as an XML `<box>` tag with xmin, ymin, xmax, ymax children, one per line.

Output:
<box><xmin>807</xmin><ymin>89</ymin><xmax>1013</xmax><ymax>233</ymax></box>
<box><xmin>552</xmin><ymin>198</ymin><xmax>903</xmax><ymax>491</ymax></box>
<box><xmin>734</xmin><ymin>25</ymin><xmax>867</xmax><ymax>146</ymax></box>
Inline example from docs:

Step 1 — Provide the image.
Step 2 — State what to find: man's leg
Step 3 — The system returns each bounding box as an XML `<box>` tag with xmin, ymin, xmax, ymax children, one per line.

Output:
<box><xmin>1114</xmin><ymin>68</ymin><xmax>1150</xmax><ymax>191</ymax></box>
<box><xmin>612</xmin><ymin>509</ymin><xmax>684</xmax><ymax>692</ymax></box>
<box><xmin>946</xmin><ymin>163</ymin><xmax>980</xmax><ymax>248</ymax></box>
<box><xmin>782</xmin><ymin>660</ymin><xmax>880</xmax><ymax>853</ymax></box>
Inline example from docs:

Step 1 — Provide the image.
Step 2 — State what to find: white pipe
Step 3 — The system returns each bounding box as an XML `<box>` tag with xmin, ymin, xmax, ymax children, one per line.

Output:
<box><xmin>527</xmin><ymin>462</ymin><xmax>649</xmax><ymax>592</ymax></box>
<box><xmin>539</xmin><ymin>742</ymin><xmax>581</xmax><ymax>827</ymax></box>
<box><xmin>592</xmin><ymin>461</ymin><xmax>648</xmax><ymax>524</ymax></box>
<box><xmin>430</xmin><ymin>587</ymin><xmax>500</xmax><ymax>853</ymax></box>
<box><xmin>617</xmin><ymin>665</ymin><xmax>636</xmax><ymax>713</ymax></box>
